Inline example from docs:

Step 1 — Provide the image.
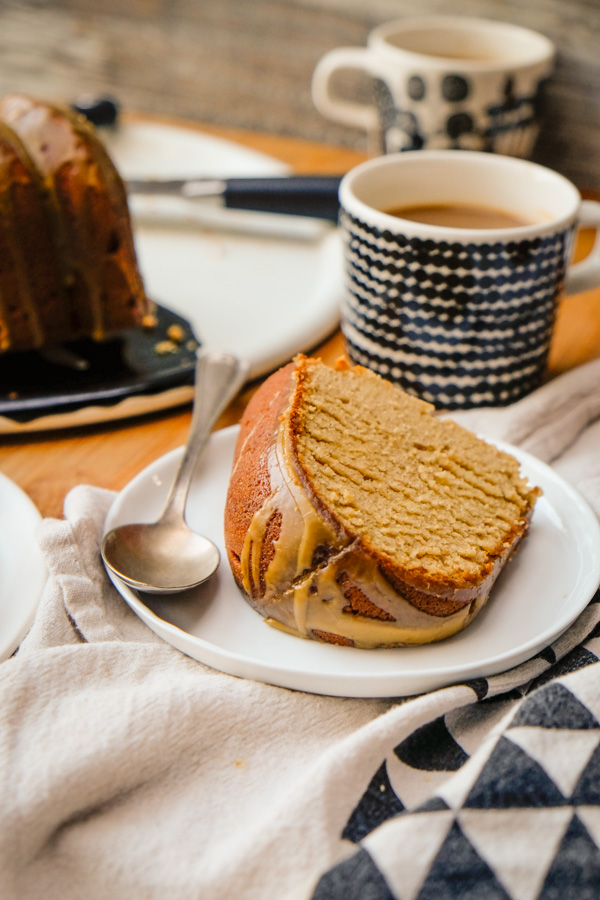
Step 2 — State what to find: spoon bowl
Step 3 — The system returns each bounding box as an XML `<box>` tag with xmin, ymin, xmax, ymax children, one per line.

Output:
<box><xmin>101</xmin><ymin>349</ymin><xmax>248</xmax><ymax>594</ymax></box>
<box><xmin>101</xmin><ymin>521</ymin><xmax>221</xmax><ymax>594</ymax></box>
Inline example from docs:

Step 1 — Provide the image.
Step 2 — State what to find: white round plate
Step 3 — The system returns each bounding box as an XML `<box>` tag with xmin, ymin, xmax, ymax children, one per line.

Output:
<box><xmin>0</xmin><ymin>120</ymin><xmax>343</xmax><ymax>434</ymax></box>
<box><xmin>103</xmin><ymin>426</ymin><xmax>600</xmax><ymax>698</ymax></box>
<box><xmin>0</xmin><ymin>473</ymin><xmax>47</xmax><ymax>661</ymax></box>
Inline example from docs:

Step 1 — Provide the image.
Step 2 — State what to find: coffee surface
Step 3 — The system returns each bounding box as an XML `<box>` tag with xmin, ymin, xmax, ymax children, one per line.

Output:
<box><xmin>384</xmin><ymin>203</ymin><xmax>533</xmax><ymax>229</ymax></box>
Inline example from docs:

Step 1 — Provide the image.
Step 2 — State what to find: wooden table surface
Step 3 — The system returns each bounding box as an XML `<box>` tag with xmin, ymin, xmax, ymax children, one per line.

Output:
<box><xmin>1</xmin><ymin>116</ymin><xmax>600</xmax><ymax>521</ymax></box>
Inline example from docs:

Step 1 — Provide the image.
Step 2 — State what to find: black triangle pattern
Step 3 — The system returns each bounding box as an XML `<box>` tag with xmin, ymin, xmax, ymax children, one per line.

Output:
<box><xmin>486</xmin><ymin>687</ymin><xmax>528</xmax><ymax>704</ymax></box>
<box><xmin>510</xmin><ymin>682</ymin><xmax>600</xmax><ymax>730</ymax></box>
<box><xmin>416</xmin><ymin>821</ymin><xmax>511</xmax><ymax>899</ymax></box>
<box><xmin>317</xmin><ymin>587</ymin><xmax>600</xmax><ymax>900</ymax></box>
<box><xmin>342</xmin><ymin>761</ymin><xmax>405</xmax><ymax>844</ymax></box>
<box><xmin>465</xmin><ymin>678</ymin><xmax>489</xmax><ymax>701</ymax></box>
<box><xmin>312</xmin><ymin>847</ymin><xmax>396</xmax><ymax>900</ymax></box>
<box><xmin>571</xmin><ymin>744</ymin><xmax>600</xmax><ymax>805</ymax></box>
<box><xmin>394</xmin><ymin>715</ymin><xmax>469</xmax><ymax>772</ymax></box>
<box><xmin>538</xmin><ymin>814</ymin><xmax>600</xmax><ymax>899</ymax></box>
<box><xmin>414</xmin><ymin>796</ymin><xmax>452</xmax><ymax>814</ymax></box>
<box><xmin>528</xmin><ymin>648</ymin><xmax>600</xmax><ymax>692</ymax></box>
<box><xmin>464</xmin><ymin>735</ymin><xmax>567</xmax><ymax>808</ymax></box>
<box><xmin>538</xmin><ymin>645</ymin><xmax>557</xmax><ymax>665</ymax></box>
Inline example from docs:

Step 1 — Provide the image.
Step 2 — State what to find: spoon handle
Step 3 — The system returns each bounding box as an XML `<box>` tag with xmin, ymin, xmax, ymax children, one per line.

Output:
<box><xmin>160</xmin><ymin>350</ymin><xmax>249</xmax><ymax>526</ymax></box>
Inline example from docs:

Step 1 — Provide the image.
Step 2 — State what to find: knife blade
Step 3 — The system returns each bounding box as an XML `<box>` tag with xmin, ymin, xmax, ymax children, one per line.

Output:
<box><xmin>125</xmin><ymin>174</ymin><xmax>343</xmax><ymax>221</ymax></box>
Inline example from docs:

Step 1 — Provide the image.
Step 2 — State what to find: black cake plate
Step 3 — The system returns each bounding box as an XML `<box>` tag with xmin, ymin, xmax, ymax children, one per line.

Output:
<box><xmin>0</xmin><ymin>303</ymin><xmax>200</xmax><ymax>433</ymax></box>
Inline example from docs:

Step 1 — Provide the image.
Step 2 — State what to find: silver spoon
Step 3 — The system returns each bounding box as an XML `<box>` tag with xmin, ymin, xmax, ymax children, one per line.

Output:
<box><xmin>101</xmin><ymin>349</ymin><xmax>249</xmax><ymax>593</ymax></box>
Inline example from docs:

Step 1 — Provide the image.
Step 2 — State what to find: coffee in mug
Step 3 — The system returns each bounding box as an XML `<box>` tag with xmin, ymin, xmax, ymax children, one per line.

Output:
<box><xmin>338</xmin><ymin>150</ymin><xmax>600</xmax><ymax>409</ymax></box>
<box><xmin>383</xmin><ymin>203</ymin><xmax>535</xmax><ymax>229</ymax></box>
<box><xmin>312</xmin><ymin>16</ymin><xmax>555</xmax><ymax>158</ymax></box>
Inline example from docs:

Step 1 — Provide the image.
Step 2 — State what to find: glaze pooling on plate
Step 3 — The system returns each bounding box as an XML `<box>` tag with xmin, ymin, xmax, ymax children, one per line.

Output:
<box><xmin>103</xmin><ymin>426</ymin><xmax>600</xmax><ymax>698</ymax></box>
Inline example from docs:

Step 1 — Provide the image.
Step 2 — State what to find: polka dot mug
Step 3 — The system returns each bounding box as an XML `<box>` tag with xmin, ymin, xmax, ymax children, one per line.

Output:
<box><xmin>312</xmin><ymin>16</ymin><xmax>555</xmax><ymax>158</ymax></box>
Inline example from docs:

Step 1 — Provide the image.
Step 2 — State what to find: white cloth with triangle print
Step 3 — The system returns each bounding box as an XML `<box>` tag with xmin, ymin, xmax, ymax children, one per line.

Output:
<box><xmin>2</xmin><ymin>358</ymin><xmax>600</xmax><ymax>900</ymax></box>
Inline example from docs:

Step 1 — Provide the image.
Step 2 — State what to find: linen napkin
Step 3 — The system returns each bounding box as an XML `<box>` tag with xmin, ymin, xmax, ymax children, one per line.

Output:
<box><xmin>2</xmin><ymin>358</ymin><xmax>600</xmax><ymax>900</ymax></box>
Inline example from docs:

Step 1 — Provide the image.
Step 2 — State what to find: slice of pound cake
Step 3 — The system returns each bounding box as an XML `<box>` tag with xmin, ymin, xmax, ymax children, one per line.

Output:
<box><xmin>224</xmin><ymin>356</ymin><xmax>540</xmax><ymax>648</ymax></box>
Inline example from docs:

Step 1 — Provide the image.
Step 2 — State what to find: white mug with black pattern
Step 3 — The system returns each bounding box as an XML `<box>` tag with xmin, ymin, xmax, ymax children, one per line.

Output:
<box><xmin>312</xmin><ymin>16</ymin><xmax>555</xmax><ymax>158</ymax></box>
<box><xmin>338</xmin><ymin>150</ymin><xmax>600</xmax><ymax>410</ymax></box>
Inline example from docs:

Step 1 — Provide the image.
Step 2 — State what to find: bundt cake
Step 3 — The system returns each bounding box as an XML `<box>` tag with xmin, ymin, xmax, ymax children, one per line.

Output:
<box><xmin>0</xmin><ymin>94</ymin><xmax>149</xmax><ymax>353</ymax></box>
<box><xmin>224</xmin><ymin>356</ymin><xmax>540</xmax><ymax>649</ymax></box>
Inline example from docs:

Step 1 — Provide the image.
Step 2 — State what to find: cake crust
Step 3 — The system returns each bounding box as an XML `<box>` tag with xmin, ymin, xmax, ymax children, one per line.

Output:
<box><xmin>0</xmin><ymin>94</ymin><xmax>149</xmax><ymax>353</ymax></box>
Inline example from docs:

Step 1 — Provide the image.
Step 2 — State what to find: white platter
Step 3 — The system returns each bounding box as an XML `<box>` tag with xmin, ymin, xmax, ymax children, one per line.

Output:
<box><xmin>0</xmin><ymin>473</ymin><xmax>47</xmax><ymax>661</ymax></box>
<box><xmin>0</xmin><ymin>120</ymin><xmax>343</xmax><ymax>434</ymax></box>
<box><xmin>105</xmin><ymin>121</ymin><xmax>343</xmax><ymax>375</ymax></box>
<box><xmin>103</xmin><ymin>426</ymin><xmax>600</xmax><ymax>698</ymax></box>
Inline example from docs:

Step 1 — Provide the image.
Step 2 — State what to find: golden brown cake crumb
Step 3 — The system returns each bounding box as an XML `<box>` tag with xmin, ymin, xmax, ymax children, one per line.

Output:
<box><xmin>167</xmin><ymin>324</ymin><xmax>185</xmax><ymax>343</ymax></box>
<box><xmin>154</xmin><ymin>339</ymin><xmax>179</xmax><ymax>355</ymax></box>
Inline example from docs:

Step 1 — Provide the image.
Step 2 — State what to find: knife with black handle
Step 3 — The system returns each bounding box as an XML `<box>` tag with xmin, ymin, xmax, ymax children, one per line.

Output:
<box><xmin>73</xmin><ymin>98</ymin><xmax>344</xmax><ymax>221</ymax></box>
<box><xmin>125</xmin><ymin>174</ymin><xmax>343</xmax><ymax>221</ymax></box>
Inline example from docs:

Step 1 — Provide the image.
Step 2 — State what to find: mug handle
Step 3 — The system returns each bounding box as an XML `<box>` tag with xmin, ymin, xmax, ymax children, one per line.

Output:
<box><xmin>311</xmin><ymin>47</ymin><xmax>380</xmax><ymax>134</ymax></box>
<box><xmin>564</xmin><ymin>200</ymin><xmax>600</xmax><ymax>296</ymax></box>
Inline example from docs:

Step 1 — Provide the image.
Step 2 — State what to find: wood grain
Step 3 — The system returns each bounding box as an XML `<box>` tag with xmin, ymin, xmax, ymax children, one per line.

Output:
<box><xmin>1</xmin><ymin>0</ymin><xmax>600</xmax><ymax>188</ymax></box>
